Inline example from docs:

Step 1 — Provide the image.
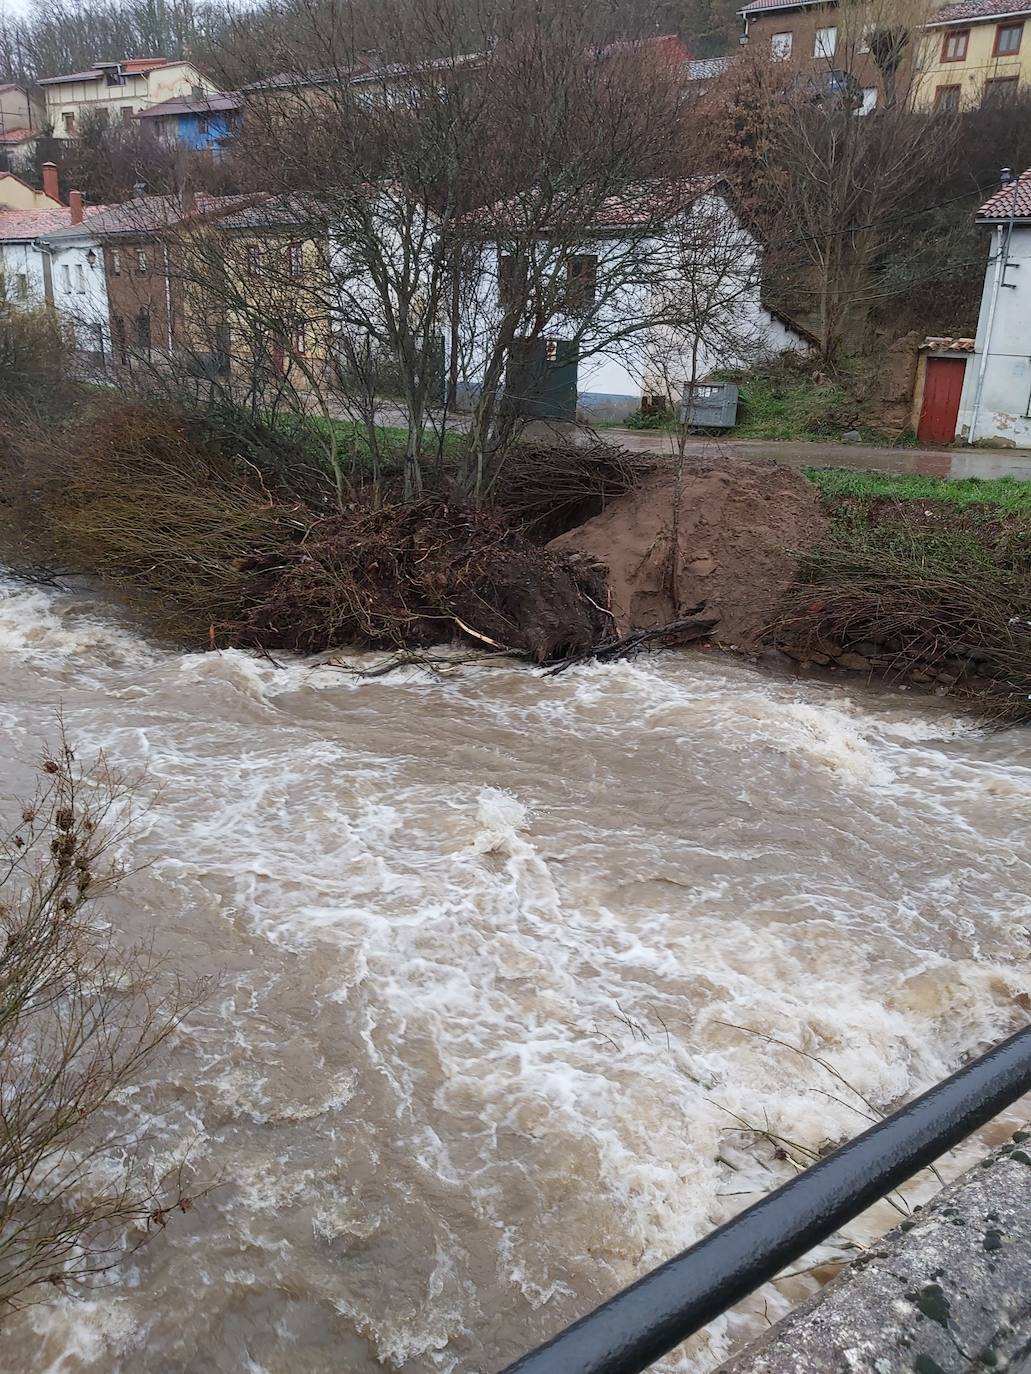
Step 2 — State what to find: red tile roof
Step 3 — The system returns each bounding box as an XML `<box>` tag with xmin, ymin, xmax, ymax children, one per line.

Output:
<box><xmin>470</xmin><ymin>176</ymin><xmax>722</xmax><ymax>233</ymax></box>
<box><xmin>0</xmin><ymin>128</ymin><xmax>37</xmax><ymax>145</ymax></box>
<box><xmin>977</xmin><ymin>168</ymin><xmax>1031</xmax><ymax>220</ymax></box>
<box><xmin>38</xmin><ymin>57</ymin><xmax>169</xmax><ymax>84</ymax></box>
<box><xmin>922</xmin><ymin>336</ymin><xmax>975</xmax><ymax>351</ymax></box>
<box><xmin>42</xmin><ymin>192</ymin><xmax>261</xmax><ymax>241</ymax></box>
<box><xmin>926</xmin><ymin>0</ymin><xmax>1031</xmax><ymax>22</ymax></box>
<box><xmin>0</xmin><ymin>205</ymin><xmax>107</xmax><ymax>239</ymax></box>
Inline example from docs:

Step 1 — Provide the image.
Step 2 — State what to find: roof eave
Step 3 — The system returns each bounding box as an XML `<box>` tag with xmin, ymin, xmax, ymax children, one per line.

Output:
<box><xmin>926</xmin><ymin>6</ymin><xmax>1031</xmax><ymax>23</ymax></box>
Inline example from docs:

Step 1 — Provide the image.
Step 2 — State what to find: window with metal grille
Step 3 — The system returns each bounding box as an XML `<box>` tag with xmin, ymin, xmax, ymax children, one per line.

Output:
<box><xmin>771</xmin><ymin>31</ymin><xmax>792</xmax><ymax>58</ymax></box>
<box><xmin>287</xmin><ymin>242</ymin><xmax>304</xmax><ymax>277</ymax></box>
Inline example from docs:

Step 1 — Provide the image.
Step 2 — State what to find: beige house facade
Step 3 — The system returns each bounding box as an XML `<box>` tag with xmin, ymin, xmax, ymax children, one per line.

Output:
<box><xmin>38</xmin><ymin>58</ymin><xmax>218</xmax><ymax>138</ymax></box>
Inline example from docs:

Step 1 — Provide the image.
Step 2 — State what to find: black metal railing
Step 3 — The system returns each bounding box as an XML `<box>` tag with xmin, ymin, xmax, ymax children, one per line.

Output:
<box><xmin>500</xmin><ymin>1024</ymin><xmax>1031</xmax><ymax>1374</ymax></box>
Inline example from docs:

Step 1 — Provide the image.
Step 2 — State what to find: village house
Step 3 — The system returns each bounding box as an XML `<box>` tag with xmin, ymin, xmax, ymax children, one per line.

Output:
<box><xmin>238</xmin><ymin>34</ymin><xmax>693</xmax><ymax>119</ymax></box>
<box><xmin>60</xmin><ymin>193</ymin><xmax>251</xmax><ymax>367</ymax></box>
<box><xmin>955</xmin><ymin>168</ymin><xmax>1031</xmax><ymax>446</ymax></box>
<box><xmin>179</xmin><ymin>194</ymin><xmax>333</xmax><ymax>386</ymax></box>
<box><xmin>913</xmin><ymin>0</ymin><xmax>1030</xmax><ymax>109</ymax></box>
<box><xmin>738</xmin><ymin>0</ymin><xmax>888</xmax><ymax>109</ymax></box>
<box><xmin>0</xmin><ymin>163</ymin><xmax>62</xmax><ymax>211</ymax></box>
<box><xmin>38</xmin><ymin>57</ymin><xmax>219</xmax><ymax>139</ymax></box>
<box><xmin>134</xmin><ymin>91</ymin><xmax>241</xmax><ymax>155</ymax></box>
<box><xmin>468</xmin><ymin>178</ymin><xmax>811</xmax><ymax>420</ymax></box>
<box><xmin>0</xmin><ymin>175</ymin><xmax>105</xmax><ymax>347</ymax></box>
<box><xmin>0</xmin><ymin>82</ymin><xmax>44</xmax><ymax>172</ymax></box>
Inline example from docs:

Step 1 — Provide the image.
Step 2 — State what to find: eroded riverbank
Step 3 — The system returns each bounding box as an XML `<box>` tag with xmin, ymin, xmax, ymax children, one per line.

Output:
<box><xmin>1</xmin><ymin>579</ymin><xmax>1028</xmax><ymax>1374</ymax></box>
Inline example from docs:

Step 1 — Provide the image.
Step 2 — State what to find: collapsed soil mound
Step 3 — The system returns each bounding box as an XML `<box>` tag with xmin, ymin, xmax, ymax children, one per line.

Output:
<box><xmin>234</xmin><ymin>502</ymin><xmax>610</xmax><ymax>661</ymax></box>
<box><xmin>549</xmin><ymin>458</ymin><xmax>826</xmax><ymax>649</ymax></box>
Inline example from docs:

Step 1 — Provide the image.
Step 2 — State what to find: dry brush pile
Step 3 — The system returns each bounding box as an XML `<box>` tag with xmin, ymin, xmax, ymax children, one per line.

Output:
<box><xmin>771</xmin><ymin>493</ymin><xmax>1031</xmax><ymax>723</ymax></box>
<box><xmin>0</xmin><ymin>392</ymin><xmax>618</xmax><ymax>661</ymax></box>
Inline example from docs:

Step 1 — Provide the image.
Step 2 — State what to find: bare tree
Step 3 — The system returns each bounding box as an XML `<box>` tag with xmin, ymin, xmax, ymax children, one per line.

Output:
<box><xmin>0</xmin><ymin>732</ymin><xmax>206</xmax><ymax>1314</ymax></box>
<box><xmin>733</xmin><ymin>0</ymin><xmax>955</xmax><ymax>359</ymax></box>
<box><xmin>196</xmin><ymin>0</ymin><xmax>703</xmax><ymax>501</ymax></box>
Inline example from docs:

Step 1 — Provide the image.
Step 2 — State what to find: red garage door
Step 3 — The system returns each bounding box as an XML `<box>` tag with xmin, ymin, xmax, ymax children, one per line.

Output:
<box><xmin>917</xmin><ymin>356</ymin><xmax>966</xmax><ymax>444</ymax></box>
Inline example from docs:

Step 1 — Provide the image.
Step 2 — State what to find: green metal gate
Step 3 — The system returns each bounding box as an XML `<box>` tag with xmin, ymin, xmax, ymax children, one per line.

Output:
<box><xmin>505</xmin><ymin>338</ymin><xmax>578</xmax><ymax>421</ymax></box>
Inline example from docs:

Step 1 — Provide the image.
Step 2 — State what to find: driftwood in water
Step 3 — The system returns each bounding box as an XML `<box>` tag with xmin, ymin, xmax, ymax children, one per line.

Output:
<box><xmin>544</xmin><ymin>604</ymin><xmax>720</xmax><ymax>675</ymax></box>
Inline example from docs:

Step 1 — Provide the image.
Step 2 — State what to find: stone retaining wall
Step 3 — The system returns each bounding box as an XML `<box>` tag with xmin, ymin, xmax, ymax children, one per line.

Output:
<box><xmin>718</xmin><ymin>1128</ymin><xmax>1031</xmax><ymax>1374</ymax></box>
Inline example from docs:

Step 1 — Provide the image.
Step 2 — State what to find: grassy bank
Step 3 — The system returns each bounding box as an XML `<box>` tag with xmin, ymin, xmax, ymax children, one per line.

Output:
<box><xmin>777</xmin><ymin>467</ymin><xmax>1031</xmax><ymax>722</ymax></box>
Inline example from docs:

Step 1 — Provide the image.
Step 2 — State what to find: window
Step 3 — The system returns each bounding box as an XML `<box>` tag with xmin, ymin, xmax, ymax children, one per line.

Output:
<box><xmin>858</xmin><ymin>86</ymin><xmax>878</xmax><ymax>114</ymax></box>
<box><xmin>120</xmin><ymin>105</ymin><xmax>134</xmax><ymax>127</ymax></box>
<box><xmin>60</xmin><ymin>263</ymin><xmax>71</xmax><ymax>293</ymax></box>
<box><xmin>245</xmin><ymin>243</ymin><xmax>261</xmax><ymax>275</ymax></box>
<box><xmin>135</xmin><ymin>247</ymin><xmax>148</xmax><ymax>274</ymax></box>
<box><xmin>62</xmin><ymin>111</ymin><xmax>75</xmax><ymax>134</ymax></box>
<box><xmin>934</xmin><ymin>83</ymin><xmax>961</xmax><ymax>111</ymax></box>
<box><xmin>74</xmin><ymin>263</ymin><xmax>85</xmax><ymax>294</ymax></box>
<box><xmin>563</xmin><ymin>253</ymin><xmax>598</xmax><ymax>311</ymax></box>
<box><xmin>994</xmin><ymin>22</ymin><xmax>1023</xmax><ymax>55</ymax></box>
<box><xmin>15</xmin><ymin>273</ymin><xmax>27</xmax><ymax>300</ymax></box>
<box><xmin>287</xmin><ymin>242</ymin><xmax>304</xmax><ymax>277</ymax></box>
<box><xmin>771</xmin><ymin>31</ymin><xmax>793</xmax><ymax>58</ymax></box>
<box><xmin>292</xmin><ymin>324</ymin><xmax>306</xmax><ymax>355</ymax></box>
<box><xmin>191</xmin><ymin>84</ymin><xmax>203</xmax><ymax>100</ymax></box>
<box><xmin>941</xmin><ymin>29</ymin><xmax>969</xmax><ymax>61</ymax></box>
<box><xmin>814</xmin><ymin>25</ymin><xmax>837</xmax><ymax>57</ymax></box>
<box><xmin>983</xmin><ymin>74</ymin><xmax>1019</xmax><ymax>102</ymax></box>
<box><xmin>111</xmin><ymin>249</ymin><xmax>121</xmax><ymax>275</ymax></box>
<box><xmin>135</xmin><ymin>309</ymin><xmax>151</xmax><ymax>352</ymax></box>
<box><xmin>94</xmin><ymin>108</ymin><xmax>109</xmax><ymax>129</ymax></box>
<box><xmin>198</xmin><ymin>115</ymin><xmax>209</xmax><ymax>135</ymax></box>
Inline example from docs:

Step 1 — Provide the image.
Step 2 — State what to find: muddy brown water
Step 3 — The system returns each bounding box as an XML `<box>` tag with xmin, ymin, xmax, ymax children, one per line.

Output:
<box><xmin>0</xmin><ymin>580</ymin><xmax>1028</xmax><ymax>1374</ymax></box>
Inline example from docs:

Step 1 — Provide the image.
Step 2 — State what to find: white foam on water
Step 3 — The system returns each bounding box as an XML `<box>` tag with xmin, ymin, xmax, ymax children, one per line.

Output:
<box><xmin>0</xmin><ymin>585</ymin><xmax>1027</xmax><ymax>1374</ymax></box>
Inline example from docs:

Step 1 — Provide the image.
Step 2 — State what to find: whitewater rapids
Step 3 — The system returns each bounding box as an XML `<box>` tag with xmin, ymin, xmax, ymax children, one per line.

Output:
<box><xmin>0</xmin><ymin>579</ymin><xmax>1028</xmax><ymax>1374</ymax></box>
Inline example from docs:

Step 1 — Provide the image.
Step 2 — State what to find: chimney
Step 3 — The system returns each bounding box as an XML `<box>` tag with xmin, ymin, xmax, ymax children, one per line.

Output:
<box><xmin>41</xmin><ymin>161</ymin><xmax>60</xmax><ymax>203</ymax></box>
<box><xmin>70</xmin><ymin>190</ymin><xmax>84</xmax><ymax>225</ymax></box>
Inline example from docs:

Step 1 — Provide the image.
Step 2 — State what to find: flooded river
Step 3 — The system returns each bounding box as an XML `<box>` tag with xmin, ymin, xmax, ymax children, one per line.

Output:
<box><xmin>1</xmin><ymin>580</ymin><xmax>1028</xmax><ymax>1374</ymax></box>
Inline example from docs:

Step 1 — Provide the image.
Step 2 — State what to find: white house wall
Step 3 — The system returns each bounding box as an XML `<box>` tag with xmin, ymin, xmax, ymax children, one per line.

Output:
<box><xmin>957</xmin><ymin>222</ymin><xmax>1031</xmax><ymax>446</ymax></box>
<box><xmin>0</xmin><ymin>240</ymin><xmax>48</xmax><ymax>307</ymax></box>
<box><xmin>467</xmin><ymin>193</ymin><xmax>809</xmax><ymax>418</ymax></box>
<box><xmin>49</xmin><ymin>237</ymin><xmax>111</xmax><ymax>355</ymax></box>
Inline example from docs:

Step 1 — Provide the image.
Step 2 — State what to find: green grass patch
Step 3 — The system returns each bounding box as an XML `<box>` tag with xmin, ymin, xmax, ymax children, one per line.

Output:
<box><xmin>730</xmin><ymin>374</ymin><xmax>850</xmax><ymax>441</ymax></box>
<box><xmin>804</xmin><ymin>467</ymin><xmax>1031</xmax><ymax>514</ymax></box>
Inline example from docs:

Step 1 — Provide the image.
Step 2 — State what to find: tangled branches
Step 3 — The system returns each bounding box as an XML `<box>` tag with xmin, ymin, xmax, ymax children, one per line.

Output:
<box><xmin>233</xmin><ymin>501</ymin><xmax>611</xmax><ymax>661</ymax></box>
<box><xmin>490</xmin><ymin>441</ymin><xmax>654</xmax><ymax>542</ymax></box>
<box><xmin>0</xmin><ymin>732</ymin><xmax>206</xmax><ymax>1314</ymax></box>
